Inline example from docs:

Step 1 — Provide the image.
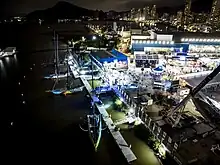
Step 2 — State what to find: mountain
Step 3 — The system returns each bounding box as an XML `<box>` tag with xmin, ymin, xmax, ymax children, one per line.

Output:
<box><xmin>26</xmin><ymin>1</ymin><xmax>94</xmax><ymax>21</ymax></box>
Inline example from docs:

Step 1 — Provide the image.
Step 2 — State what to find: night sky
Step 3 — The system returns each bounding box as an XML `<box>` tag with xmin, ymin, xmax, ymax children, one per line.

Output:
<box><xmin>2</xmin><ymin>0</ymin><xmax>197</xmax><ymax>16</ymax></box>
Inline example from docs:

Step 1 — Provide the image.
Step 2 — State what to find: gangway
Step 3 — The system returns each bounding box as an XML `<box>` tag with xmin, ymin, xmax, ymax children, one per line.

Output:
<box><xmin>114</xmin><ymin>115</ymin><xmax>137</xmax><ymax>126</ymax></box>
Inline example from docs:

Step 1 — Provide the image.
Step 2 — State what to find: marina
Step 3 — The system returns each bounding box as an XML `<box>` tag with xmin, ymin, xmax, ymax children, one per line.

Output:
<box><xmin>3</xmin><ymin>14</ymin><xmax>220</xmax><ymax>165</ymax></box>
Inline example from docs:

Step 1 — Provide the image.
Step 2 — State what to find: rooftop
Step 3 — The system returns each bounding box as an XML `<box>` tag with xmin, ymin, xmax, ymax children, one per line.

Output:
<box><xmin>154</xmin><ymin>31</ymin><xmax>174</xmax><ymax>35</ymax></box>
<box><xmin>176</xmin><ymin>135</ymin><xmax>217</xmax><ymax>164</ymax></box>
<box><xmin>91</xmin><ymin>50</ymin><xmax>114</xmax><ymax>59</ymax></box>
<box><xmin>161</xmin><ymin>122</ymin><xmax>214</xmax><ymax>143</ymax></box>
<box><xmin>173</xmin><ymin>32</ymin><xmax>220</xmax><ymax>42</ymax></box>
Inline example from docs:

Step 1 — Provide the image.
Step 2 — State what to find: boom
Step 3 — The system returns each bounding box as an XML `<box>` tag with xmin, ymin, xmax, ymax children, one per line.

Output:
<box><xmin>167</xmin><ymin>64</ymin><xmax>220</xmax><ymax>127</ymax></box>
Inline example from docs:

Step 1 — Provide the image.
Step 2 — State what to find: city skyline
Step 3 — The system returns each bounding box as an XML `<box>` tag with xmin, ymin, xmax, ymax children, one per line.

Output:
<box><xmin>1</xmin><ymin>0</ymin><xmax>198</xmax><ymax>16</ymax></box>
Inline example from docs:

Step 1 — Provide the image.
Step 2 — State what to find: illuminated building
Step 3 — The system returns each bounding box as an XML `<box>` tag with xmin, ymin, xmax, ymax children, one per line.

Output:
<box><xmin>137</xmin><ymin>8</ymin><xmax>142</xmax><ymax>20</ymax></box>
<box><xmin>177</xmin><ymin>11</ymin><xmax>183</xmax><ymax>25</ymax></box>
<box><xmin>143</xmin><ymin>6</ymin><xmax>150</xmax><ymax>20</ymax></box>
<box><xmin>208</xmin><ymin>0</ymin><xmax>220</xmax><ymax>24</ymax></box>
<box><xmin>131</xmin><ymin>8</ymin><xmax>136</xmax><ymax>20</ymax></box>
<box><xmin>194</xmin><ymin>13</ymin><xmax>208</xmax><ymax>23</ymax></box>
<box><xmin>130</xmin><ymin>31</ymin><xmax>220</xmax><ymax>66</ymax></box>
<box><xmin>151</xmin><ymin>5</ymin><xmax>157</xmax><ymax>19</ymax></box>
<box><xmin>183</xmin><ymin>0</ymin><xmax>191</xmax><ymax>25</ymax></box>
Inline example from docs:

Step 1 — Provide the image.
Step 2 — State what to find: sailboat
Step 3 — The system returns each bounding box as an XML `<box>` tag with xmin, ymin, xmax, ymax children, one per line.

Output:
<box><xmin>46</xmin><ymin>61</ymin><xmax>84</xmax><ymax>95</ymax></box>
<box><xmin>44</xmin><ymin>32</ymin><xmax>70</xmax><ymax>80</ymax></box>
<box><xmin>79</xmin><ymin>54</ymin><xmax>105</xmax><ymax>151</ymax></box>
<box><xmin>62</xmin><ymin>62</ymin><xmax>84</xmax><ymax>96</ymax></box>
<box><xmin>88</xmin><ymin>103</ymin><xmax>103</xmax><ymax>151</ymax></box>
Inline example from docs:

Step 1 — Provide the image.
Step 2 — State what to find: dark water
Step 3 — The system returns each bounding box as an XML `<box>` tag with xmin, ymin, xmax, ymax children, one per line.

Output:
<box><xmin>1</xmin><ymin>24</ymin><xmax>127</xmax><ymax>164</ymax></box>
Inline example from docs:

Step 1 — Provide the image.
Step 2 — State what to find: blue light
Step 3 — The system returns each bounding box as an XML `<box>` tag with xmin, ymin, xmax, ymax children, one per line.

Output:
<box><xmin>129</xmin><ymin>86</ymin><xmax>138</xmax><ymax>89</ymax></box>
<box><xmin>179</xmin><ymin>56</ymin><xmax>186</xmax><ymax>61</ymax></box>
<box><xmin>52</xmin><ymin>90</ymin><xmax>63</xmax><ymax>95</ymax></box>
<box><xmin>44</xmin><ymin>74</ymin><xmax>56</xmax><ymax>79</ymax></box>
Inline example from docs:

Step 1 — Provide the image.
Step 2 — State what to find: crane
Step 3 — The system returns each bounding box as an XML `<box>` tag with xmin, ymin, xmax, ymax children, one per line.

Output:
<box><xmin>166</xmin><ymin>64</ymin><xmax>220</xmax><ymax>127</ymax></box>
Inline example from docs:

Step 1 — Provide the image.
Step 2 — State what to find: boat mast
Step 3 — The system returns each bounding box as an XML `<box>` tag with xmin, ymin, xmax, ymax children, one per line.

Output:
<box><xmin>90</xmin><ymin>53</ymin><xmax>95</xmax><ymax>114</ymax></box>
<box><xmin>54</xmin><ymin>31</ymin><xmax>57</xmax><ymax>76</ymax></box>
<box><xmin>88</xmin><ymin>53</ymin><xmax>102</xmax><ymax>152</ymax></box>
<box><xmin>56</xmin><ymin>34</ymin><xmax>59</xmax><ymax>76</ymax></box>
<box><xmin>66</xmin><ymin>60</ymin><xmax>70</xmax><ymax>89</ymax></box>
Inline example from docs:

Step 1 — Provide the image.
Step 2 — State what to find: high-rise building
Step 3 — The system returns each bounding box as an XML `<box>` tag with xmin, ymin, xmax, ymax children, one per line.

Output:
<box><xmin>177</xmin><ymin>11</ymin><xmax>183</xmax><ymax>25</ymax></box>
<box><xmin>208</xmin><ymin>0</ymin><xmax>220</xmax><ymax>24</ymax></box>
<box><xmin>143</xmin><ymin>6</ymin><xmax>151</xmax><ymax>20</ymax></box>
<box><xmin>137</xmin><ymin>8</ymin><xmax>142</xmax><ymax>19</ymax></box>
<box><xmin>151</xmin><ymin>5</ymin><xmax>157</xmax><ymax>19</ymax></box>
<box><xmin>143</xmin><ymin>7</ymin><xmax>147</xmax><ymax>20</ymax></box>
<box><xmin>113</xmin><ymin>22</ymin><xmax>117</xmax><ymax>31</ymax></box>
<box><xmin>131</xmin><ymin>8</ymin><xmax>136</xmax><ymax>20</ymax></box>
<box><xmin>183</xmin><ymin>0</ymin><xmax>191</xmax><ymax>25</ymax></box>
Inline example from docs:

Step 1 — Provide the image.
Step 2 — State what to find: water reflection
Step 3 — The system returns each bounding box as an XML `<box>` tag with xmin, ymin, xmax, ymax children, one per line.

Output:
<box><xmin>0</xmin><ymin>55</ymin><xmax>18</xmax><ymax>79</ymax></box>
<box><xmin>0</xmin><ymin>59</ymin><xmax>6</xmax><ymax>78</ymax></box>
<box><xmin>5</xmin><ymin>57</ymin><xmax>10</xmax><ymax>64</ymax></box>
<box><xmin>12</xmin><ymin>54</ymin><xmax>18</xmax><ymax>67</ymax></box>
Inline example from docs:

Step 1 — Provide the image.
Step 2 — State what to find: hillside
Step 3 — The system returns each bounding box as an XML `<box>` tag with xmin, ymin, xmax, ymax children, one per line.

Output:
<box><xmin>26</xmin><ymin>1</ymin><xmax>94</xmax><ymax>21</ymax></box>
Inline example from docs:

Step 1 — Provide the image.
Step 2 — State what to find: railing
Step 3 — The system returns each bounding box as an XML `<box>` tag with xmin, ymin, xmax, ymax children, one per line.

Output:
<box><xmin>117</xmin><ymin>85</ymin><xmax>182</xmax><ymax>164</ymax></box>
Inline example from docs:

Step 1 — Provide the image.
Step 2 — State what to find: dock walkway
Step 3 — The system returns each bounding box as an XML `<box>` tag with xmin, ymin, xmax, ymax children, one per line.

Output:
<box><xmin>79</xmin><ymin>76</ymin><xmax>137</xmax><ymax>163</ymax></box>
<box><xmin>68</xmin><ymin>53</ymin><xmax>137</xmax><ymax>163</ymax></box>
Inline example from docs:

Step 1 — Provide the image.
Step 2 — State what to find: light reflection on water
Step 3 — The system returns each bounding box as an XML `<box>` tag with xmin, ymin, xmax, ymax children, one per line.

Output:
<box><xmin>0</xmin><ymin>59</ymin><xmax>6</xmax><ymax>78</ymax></box>
<box><xmin>0</xmin><ymin>55</ymin><xmax>18</xmax><ymax>79</ymax></box>
<box><xmin>5</xmin><ymin>57</ymin><xmax>10</xmax><ymax>64</ymax></box>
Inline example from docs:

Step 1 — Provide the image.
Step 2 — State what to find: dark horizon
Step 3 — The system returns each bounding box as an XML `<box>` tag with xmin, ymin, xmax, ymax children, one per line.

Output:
<box><xmin>1</xmin><ymin>0</ymin><xmax>205</xmax><ymax>17</ymax></box>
